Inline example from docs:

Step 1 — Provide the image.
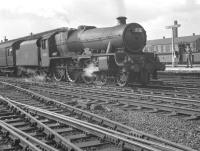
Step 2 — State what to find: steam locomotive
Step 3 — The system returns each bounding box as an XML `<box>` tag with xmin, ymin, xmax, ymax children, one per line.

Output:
<box><xmin>0</xmin><ymin>17</ymin><xmax>165</xmax><ymax>86</ymax></box>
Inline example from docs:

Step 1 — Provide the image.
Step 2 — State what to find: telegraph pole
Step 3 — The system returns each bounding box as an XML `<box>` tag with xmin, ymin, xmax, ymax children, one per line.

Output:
<box><xmin>166</xmin><ymin>21</ymin><xmax>181</xmax><ymax>67</ymax></box>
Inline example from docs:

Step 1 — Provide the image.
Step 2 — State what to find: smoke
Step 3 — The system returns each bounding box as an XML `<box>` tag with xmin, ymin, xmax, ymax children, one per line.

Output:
<box><xmin>18</xmin><ymin>67</ymin><xmax>47</xmax><ymax>82</ymax></box>
<box><xmin>83</xmin><ymin>63</ymin><xmax>99</xmax><ymax>77</ymax></box>
<box><xmin>173</xmin><ymin>0</ymin><xmax>200</xmax><ymax>12</ymax></box>
<box><xmin>53</xmin><ymin>10</ymin><xmax>70</xmax><ymax>25</ymax></box>
<box><xmin>24</xmin><ymin>75</ymin><xmax>46</xmax><ymax>82</ymax></box>
<box><xmin>112</xmin><ymin>0</ymin><xmax>126</xmax><ymax>16</ymax></box>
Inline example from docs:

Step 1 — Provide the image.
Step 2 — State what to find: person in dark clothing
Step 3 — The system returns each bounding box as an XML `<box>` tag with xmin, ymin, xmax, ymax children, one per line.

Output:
<box><xmin>185</xmin><ymin>45</ymin><xmax>193</xmax><ymax>68</ymax></box>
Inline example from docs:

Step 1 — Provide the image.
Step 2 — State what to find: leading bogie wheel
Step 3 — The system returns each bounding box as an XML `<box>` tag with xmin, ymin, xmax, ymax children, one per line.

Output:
<box><xmin>96</xmin><ymin>72</ymin><xmax>108</xmax><ymax>86</ymax></box>
<box><xmin>53</xmin><ymin>67</ymin><xmax>64</xmax><ymax>81</ymax></box>
<box><xmin>116</xmin><ymin>72</ymin><xmax>129</xmax><ymax>87</ymax></box>
<box><xmin>66</xmin><ymin>65</ymin><xmax>80</xmax><ymax>82</ymax></box>
<box><xmin>81</xmin><ymin>73</ymin><xmax>97</xmax><ymax>84</ymax></box>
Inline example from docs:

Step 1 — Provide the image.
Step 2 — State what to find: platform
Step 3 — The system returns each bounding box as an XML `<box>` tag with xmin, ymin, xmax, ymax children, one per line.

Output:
<box><xmin>160</xmin><ymin>64</ymin><xmax>200</xmax><ymax>74</ymax></box>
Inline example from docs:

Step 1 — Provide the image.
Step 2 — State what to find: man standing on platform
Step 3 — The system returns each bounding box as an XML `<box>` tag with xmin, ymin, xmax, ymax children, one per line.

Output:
<box><xmin>185</xmin><ymin>45</ymin><xmax>193</xmax><ymax>68</ymax></box>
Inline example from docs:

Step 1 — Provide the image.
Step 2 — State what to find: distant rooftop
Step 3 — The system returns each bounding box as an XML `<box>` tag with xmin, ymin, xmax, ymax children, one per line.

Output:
<box><xmin>147</xmin><ymin>34</ymin><xmax>200</xmax><ymax>46</ymax></box>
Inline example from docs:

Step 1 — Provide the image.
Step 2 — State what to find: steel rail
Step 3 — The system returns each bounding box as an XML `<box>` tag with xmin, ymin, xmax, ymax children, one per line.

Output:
<box><xmin>6</xmin><ymin>98</ymin><xmax>178</xmax><ymax>151</ymax></box>
<box><xmin>12</xmin><ymin>99</ymin><xmax>195</xmax><ymax>151</ymax></box>
<box><xmin>52</xmin><ymin>83</ymin><xmax>200</xmax><ymax>106</ymax></box>
<box><xmin>18</xmin><ymin>80</ymin><xmax>200</xmax><ymax>107</ymax></box>
<box><xmin>1</xmin><ymin>76</ymin><xmax>200</xmax><ymax>97</ymax></box>
<box><xmin>0</xmin><ymin>95</ymin><xmax>82</xmax><ymax>151</ymax></box>
<box><xmin>0</xmin><ymin>80</ymin><xmax>195</xmax><ymax>151</ymax></box>
<box><xmin>0</xmin><ymin>120</ymin><xmax>54</xmax><ymax>151</ymax></box>
<box><xmin>28</xmin><ymin>86</ymin><xmax>200</xmax><ymax>119</ymax></box>
<box><xmin>1</xmin><ymin>95</ymin><xmax>163</xmax><ymax>151</ymax></box>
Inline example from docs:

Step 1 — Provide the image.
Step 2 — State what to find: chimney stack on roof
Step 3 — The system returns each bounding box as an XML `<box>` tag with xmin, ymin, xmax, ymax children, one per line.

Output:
<box><xmin>4</xmin><ymin>36</ymin><xmax>8</xmax><ymax>42</ymax></box>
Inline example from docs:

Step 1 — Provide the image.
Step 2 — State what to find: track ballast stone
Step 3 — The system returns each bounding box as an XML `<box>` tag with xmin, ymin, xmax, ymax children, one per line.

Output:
<box><xmin>93</xmin><ymin>105</ymin><xmax>200</xmax><ymax>151</ymax></box>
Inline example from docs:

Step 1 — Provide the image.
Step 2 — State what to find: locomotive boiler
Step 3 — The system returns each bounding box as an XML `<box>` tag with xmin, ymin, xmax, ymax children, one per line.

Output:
<box><xmin>56</xmin><ymin>17</ymin><xmax>146</xmax><ymax>54</ymax></box>
<box><xmin>0</xmin><ymin>17</ymin><xmax>165</xmax><ymax>86</ymax></box>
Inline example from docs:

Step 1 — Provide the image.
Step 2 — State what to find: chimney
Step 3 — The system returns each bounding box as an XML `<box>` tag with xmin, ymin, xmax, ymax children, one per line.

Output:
<box><xmin>4</xmin><ymin>36</ymin><xmax>8</xmax><ymax>42</ymax></box>
<box><xmin>193</xmin><ymin>33</ymin><xmax>195</xmax><ymax>36</ymax></box>
<box><xmin>173</xmin><ymin>20</ymin><xmax>178</xmax><ymax>38</ymax></box>
<box><xmin>116</xmin><ymin>16</ymin><xmax>127</xmax><ymax>25</ymax></box>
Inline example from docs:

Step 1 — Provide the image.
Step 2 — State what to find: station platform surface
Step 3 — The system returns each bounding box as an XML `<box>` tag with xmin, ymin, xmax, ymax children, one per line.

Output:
<box><xmin>161</xmin><ymin>64</ymin><xmax>200</xmax><ymax>74</ymax></box>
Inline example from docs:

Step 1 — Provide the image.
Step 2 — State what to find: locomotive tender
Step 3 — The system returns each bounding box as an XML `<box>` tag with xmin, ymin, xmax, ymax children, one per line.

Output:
<box><xmin>0</xmin><ymin>17</ymin><xmax>165</xmax><ymax>86</ymax></box>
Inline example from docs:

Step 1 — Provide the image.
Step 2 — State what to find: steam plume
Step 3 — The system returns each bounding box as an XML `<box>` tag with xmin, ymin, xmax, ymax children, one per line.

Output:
<box><xmin>83</xmin><ymin>63</ymin><xmax>99</xmax><ymax>77</ymax></box>
<box><xmin>112</xmin><ymin>0</ymin><xmax>126</xmax><ymax>16</ymax></box>
<box><xmin>18</xmin><ymin>67</ymin><xmax>47</xmax><ymax>82</ymax></box>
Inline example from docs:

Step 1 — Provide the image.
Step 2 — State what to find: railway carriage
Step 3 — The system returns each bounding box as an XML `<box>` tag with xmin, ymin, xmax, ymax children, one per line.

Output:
<box><xmin>0</xmin><ymin>39</ymin><xmax>22</xmax><ymax>75</ymax></box>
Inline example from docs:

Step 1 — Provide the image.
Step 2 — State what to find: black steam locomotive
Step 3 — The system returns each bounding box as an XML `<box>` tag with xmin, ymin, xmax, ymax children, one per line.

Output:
<box><xmin>0</xmin><ymin>17</ymin><xmax>165</xmax><ymax>86</ymax></box>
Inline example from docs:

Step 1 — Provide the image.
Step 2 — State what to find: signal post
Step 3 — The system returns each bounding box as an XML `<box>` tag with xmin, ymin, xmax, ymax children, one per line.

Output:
<box><xmin>166</xmin><ymin>21</ymin><xmax>181</xmax><ymax>67</ymax></box>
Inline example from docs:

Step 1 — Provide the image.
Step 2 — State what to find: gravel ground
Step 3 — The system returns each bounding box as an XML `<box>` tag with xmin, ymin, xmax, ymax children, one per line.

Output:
<box><xmin>93</xmin><ymin>105</ymin><xmax>200</xmax><ymax>151</ymax></box>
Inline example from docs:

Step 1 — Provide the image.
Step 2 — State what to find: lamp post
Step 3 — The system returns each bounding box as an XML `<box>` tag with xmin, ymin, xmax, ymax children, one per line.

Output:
<box><xmin>166</xmin><ymin>22</ymin><xmax>181</xmax><ymax>67</ymax></box>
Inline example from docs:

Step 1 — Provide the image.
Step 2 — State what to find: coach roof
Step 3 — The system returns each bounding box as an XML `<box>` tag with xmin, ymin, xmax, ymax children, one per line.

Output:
<box><xmin>0</xmin><ymin>39</ymin><xmax>22</xmax><ymax>49</ymax></box>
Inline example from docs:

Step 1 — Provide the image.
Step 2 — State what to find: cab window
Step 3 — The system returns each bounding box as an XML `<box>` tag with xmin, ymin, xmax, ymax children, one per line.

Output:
<box><xmin>41</xmin><ymin>39</ymin><xmax>48</xmax><ymax>49</ymax></box>
<box><xmin>7</xmin><ymin>48</ymin><xmax>13</xmax><ymax>56</ymax></box>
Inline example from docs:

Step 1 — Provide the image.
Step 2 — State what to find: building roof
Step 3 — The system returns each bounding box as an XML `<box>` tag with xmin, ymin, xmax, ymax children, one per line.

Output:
<box><xmin>147</xmin><ymin>35</ymin><xmax>200</xmax><ymax>46</ymax></box>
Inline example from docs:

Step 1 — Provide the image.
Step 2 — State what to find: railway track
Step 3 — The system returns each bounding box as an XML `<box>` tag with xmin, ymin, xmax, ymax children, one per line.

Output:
<box><xmin>0</xmin><ymin>80</ymin><xmax>195</xmax><ymax>151</ymax></box>
<box><xmin>0</xmin><ymin>97</ymin><xmax>79</xmax><ymax>151</ymax></box>
<box><xmin>0</xmin><ymin>96</ymin><xmax>171</xmax><ymax>151</ymax></box>
<box><xmin>1</xmin><ymin>75</ymin><xmax>200</xmax><ymax>97</ymax></box>
<box><xmin>158</xmin><ymin>73</ymin><xmax>200</xmax><ymax>88</ymax></box>
<box><xmin>6</xmin><ymin>78</ymin><xmax>200</xmax><ymax>120</ymax></box>
<box><xmin>0</xmin><ymin>120</ymin><xmax>48</xmax><ymax>151</ymax></box>
<box><xmin>2</xmin><ymin>76</ymin><xmax>200</xmax><ymax>101</ymax></box>
<box><xmin>1</xmin><ymin>74</ymin><xmax>200</xmax><ymax>94</ymax></box>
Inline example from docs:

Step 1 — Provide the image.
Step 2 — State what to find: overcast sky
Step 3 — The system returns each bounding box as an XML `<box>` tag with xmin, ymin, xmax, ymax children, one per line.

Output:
<box><xmin>0</xmin><ymin>0</ymin><xmax>200</xmax><ymax>40</ymax></box>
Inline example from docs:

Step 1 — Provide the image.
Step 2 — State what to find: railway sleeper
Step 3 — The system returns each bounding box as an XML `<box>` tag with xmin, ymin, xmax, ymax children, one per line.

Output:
<box><xmin>0</xmin><ymin>97</ymin><xmax>82</xmax><ymax>151</ymax></box>
<box><xmin>2</xmin><ymin>96</ymin><xmax>150</xmax><ymax>151</ymax></box>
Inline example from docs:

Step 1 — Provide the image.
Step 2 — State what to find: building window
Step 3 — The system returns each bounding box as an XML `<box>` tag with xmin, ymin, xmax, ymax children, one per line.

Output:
<box><xmin>153</xmin><ymin>45</ymin><xmax>157</xmax><ymax>53</ymax></box>
<box><xmin>150</xmin><ymin>46</ymin><xmax>154</xmax><ymax>52</ymax></box>
<box><xmin>148</xmin><ymin>47</ymin><xmax>151</xmax><ymax>52</ymax></box>
<box><xmin>157</xmin><ymin>45</ymin><xmax>161</xmax><ymax>53</ymax></box>
<box><xmin>191</xmin><ymin>42</ymin><xmax>196</xmax><ymax>52</ymax></box>
<box><xmin>163</xmin><ymin>45</ymin><xmax>166</xmax><ymax>53</ymax></box>
<box><xmin>166</xmin><ymin>44</ymin><xmax>171</xmax><ymax>53</ymax></box>
<box><xmin>189</xmin><ymin>43</ymin><xmax>193</xmax><ymax>51</ymax></box>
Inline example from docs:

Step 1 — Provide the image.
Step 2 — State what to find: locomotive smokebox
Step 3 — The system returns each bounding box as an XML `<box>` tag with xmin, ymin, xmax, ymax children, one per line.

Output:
<box><xmin>116</xmin><ymin>16</ymin><xmax>127</xmax><ymax>25</ymax></box>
